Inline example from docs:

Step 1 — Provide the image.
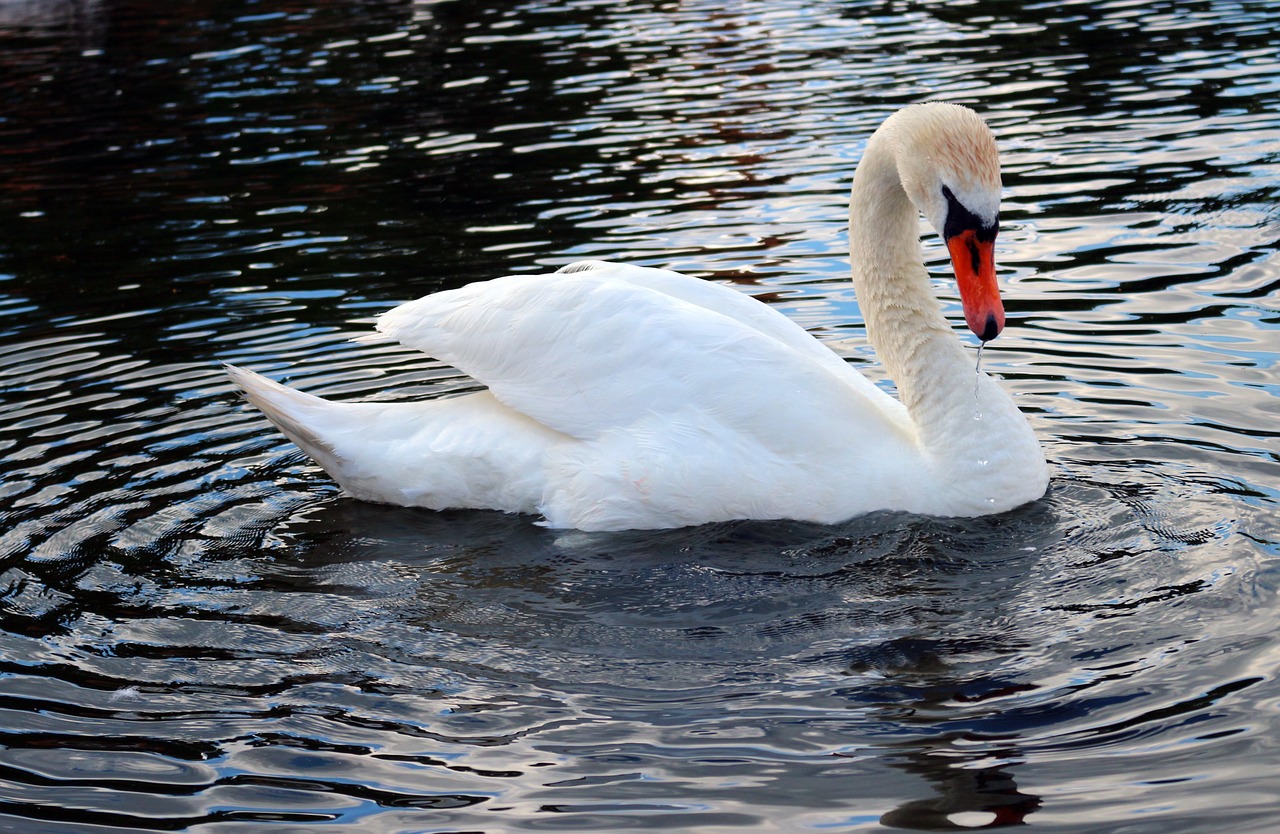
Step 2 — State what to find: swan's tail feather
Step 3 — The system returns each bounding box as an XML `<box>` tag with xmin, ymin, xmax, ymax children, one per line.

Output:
<box><xmin>350</xmin><ymin>331</ymin><xmax>394</xmax><ymax>345</ymax></box>
<box><xmin>226</xmin><ymin>365</ymin><xmax>557</xmax><ymax>515</ymax></box>
<box><xmin>225</xmin><ymin>365</ymin><xmax>350</xmax><ymax>476</ymax></box>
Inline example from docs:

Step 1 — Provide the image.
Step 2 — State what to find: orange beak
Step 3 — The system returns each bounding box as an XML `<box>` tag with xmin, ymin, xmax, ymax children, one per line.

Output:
<box><xmin>946</xmin><ymin>229</ymin><xmax>1004</xmax><ymax>342</ymax></box>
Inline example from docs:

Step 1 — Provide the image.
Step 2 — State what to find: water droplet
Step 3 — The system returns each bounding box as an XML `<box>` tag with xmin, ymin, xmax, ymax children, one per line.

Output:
<box><xmin>973</xmin><ymin>343</ymin><xmax>985</xmax><ymax>400</ymax></box>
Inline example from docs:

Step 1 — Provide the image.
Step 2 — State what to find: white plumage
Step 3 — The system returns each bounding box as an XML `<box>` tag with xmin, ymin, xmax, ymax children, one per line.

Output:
<box><xmin>228</xmin><ymin>103</ymin><xmax>1048</xmax><ymax>531</ymax></box>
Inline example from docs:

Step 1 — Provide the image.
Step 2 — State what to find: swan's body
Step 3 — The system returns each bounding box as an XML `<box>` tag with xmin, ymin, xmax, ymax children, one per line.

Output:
<box><xmin>228</xmin><ymin>103</ymin><xmax>1047</xmax><ymax>531</ymax></box>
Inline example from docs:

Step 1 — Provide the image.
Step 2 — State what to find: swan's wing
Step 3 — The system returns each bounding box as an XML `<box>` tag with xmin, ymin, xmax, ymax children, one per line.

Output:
<box><xmin>370</xmin><ymin>261</ymin><xmax>908</xmax><ymax>443</ymax></box>
<box><xmin>554</xmin><ymin>261</ymin><xmax>878</xmax><ymax>391</ymax></box>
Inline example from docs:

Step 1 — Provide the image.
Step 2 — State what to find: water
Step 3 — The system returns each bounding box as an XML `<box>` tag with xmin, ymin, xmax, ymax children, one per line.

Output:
<box><xmin>1</xmin><ymin>0</ymin><xmax>1277</xmax><ymax>831</ymax></box>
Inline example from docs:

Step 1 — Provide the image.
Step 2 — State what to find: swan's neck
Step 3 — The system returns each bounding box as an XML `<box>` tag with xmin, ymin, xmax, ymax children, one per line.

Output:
<box><xmin>848</xmin><ymin>138</ymin><xmax>973</xmax><ymax>436</ymax></box>
<box><xmin>845</xmin><ymin>128</ymin><xmax>1047</xmax><ymax>513</ymax></box>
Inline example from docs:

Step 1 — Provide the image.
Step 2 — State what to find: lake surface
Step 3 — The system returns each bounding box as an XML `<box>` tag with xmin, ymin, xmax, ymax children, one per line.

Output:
<box><xmin>1</xmin><ymin>0</ymin><xmax>1278</xmax><ymax>831</ymax></box>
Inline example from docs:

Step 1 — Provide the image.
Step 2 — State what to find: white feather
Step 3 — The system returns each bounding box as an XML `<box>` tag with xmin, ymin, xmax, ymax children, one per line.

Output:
<box><xmin>227</xmin><ymin>103</ymin><xmax>1048</xmax><ymax>531</ymax></box>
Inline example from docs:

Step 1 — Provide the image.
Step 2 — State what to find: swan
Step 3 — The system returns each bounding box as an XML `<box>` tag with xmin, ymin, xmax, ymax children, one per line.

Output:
<box><xmin>226</xmin><ymin>102</ymin><xmax>1048</xmax><ymax>531</ymax></box>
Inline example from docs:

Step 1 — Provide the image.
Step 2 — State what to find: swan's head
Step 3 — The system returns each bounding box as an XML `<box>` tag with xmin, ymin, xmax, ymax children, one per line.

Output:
<box><xmin>890</xmin><ymin>103</ymin><xmax>1005</xmax><ymax>341</ymax></box>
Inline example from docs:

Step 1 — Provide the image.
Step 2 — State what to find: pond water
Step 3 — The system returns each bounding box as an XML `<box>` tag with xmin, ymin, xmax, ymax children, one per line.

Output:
<box><xmin>1</xmin><ymin>0</ymin><xmax>1278</xmax><ymax>831</ymax></box>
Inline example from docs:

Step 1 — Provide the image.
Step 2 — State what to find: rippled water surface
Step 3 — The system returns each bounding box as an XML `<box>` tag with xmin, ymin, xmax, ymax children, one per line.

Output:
<box><xmin>1</xmin><ymin>0</ymin><xmax>1278</xmax><ymax>831</ymax></box>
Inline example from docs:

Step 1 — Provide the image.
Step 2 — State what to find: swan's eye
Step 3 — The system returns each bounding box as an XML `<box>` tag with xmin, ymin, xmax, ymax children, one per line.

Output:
<box><xmin>941</xmin><ymin>185</ymin><xmax>998</xmax><ymax>243</ymax></box>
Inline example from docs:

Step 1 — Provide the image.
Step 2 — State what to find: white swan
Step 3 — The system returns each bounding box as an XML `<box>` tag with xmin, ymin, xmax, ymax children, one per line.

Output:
<box><xmin>227</xmin><ymin>102</ymin><xmax>1047</xmax><ymax>531</ymax></box>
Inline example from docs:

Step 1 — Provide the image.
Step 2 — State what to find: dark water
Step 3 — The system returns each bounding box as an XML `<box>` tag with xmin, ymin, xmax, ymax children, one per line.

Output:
<box><xmin>1</xmin><ymin>0</ymin><xmax>1278</xmax><ymax>831</ymax></box>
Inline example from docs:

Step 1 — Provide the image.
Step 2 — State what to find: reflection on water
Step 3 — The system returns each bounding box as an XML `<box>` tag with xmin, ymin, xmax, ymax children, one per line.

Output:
<box><xmin>0</xmin><ymin>0</ymin><xmax>1277</xmax><ymax>831</ymax></box>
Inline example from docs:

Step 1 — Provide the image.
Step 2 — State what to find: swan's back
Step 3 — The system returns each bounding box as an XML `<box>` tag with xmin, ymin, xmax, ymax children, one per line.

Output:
<box><xmin>372</xmin><ymin>261</ymin><xmax>909</xmax><ymax>444</ymax></box>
